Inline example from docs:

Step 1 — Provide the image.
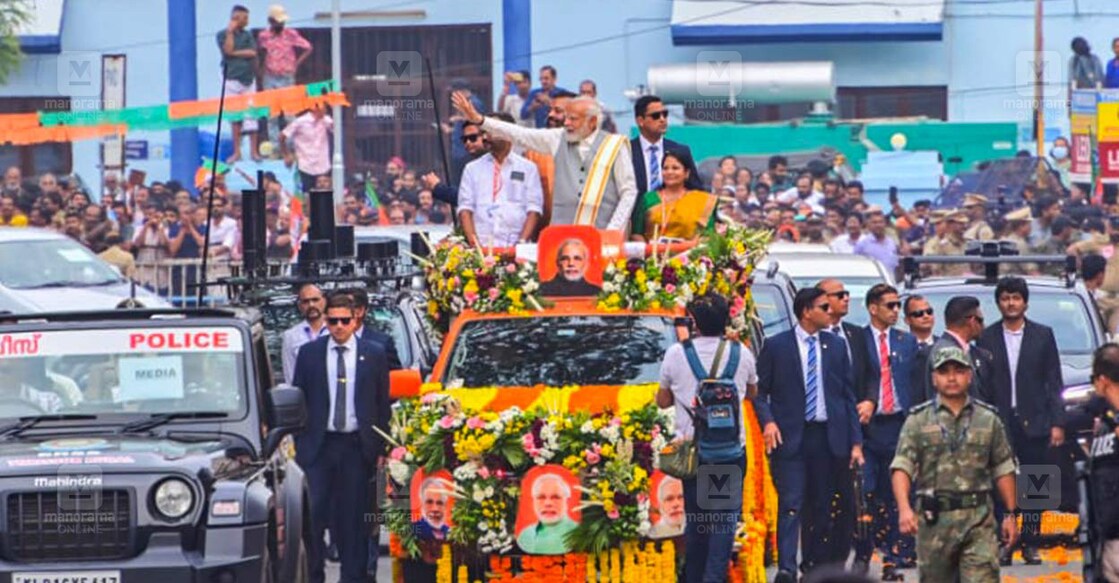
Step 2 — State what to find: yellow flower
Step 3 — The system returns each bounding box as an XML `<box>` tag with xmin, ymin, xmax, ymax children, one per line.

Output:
<box><xmin>649</xmin><ymin>301</ymin><xmax>661</xmax><ymax>310</ymax></box>
<box><xmin>600</xmin><ymin>443</ymin><xmax>615</xmax><ymax>458</ymax></box>
<box><xmin>506</xmin><ymin>288</ymin><xmax>523</xmax><ymax>304</ymax></box>
<box><xmin>463</xmin><ymin>280</ymin><xmax>479</xmax><ymax>295</ymax></box>
<box><xmin>635</xmin><ymin>270</ymin><xmax>647</xmax><ymax>285</ymax></box>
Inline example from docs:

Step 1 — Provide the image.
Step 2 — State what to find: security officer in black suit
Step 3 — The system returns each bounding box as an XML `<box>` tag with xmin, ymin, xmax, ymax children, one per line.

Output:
<box><xmin>630</xmin><ymin>95</ymin><xmax>703</xmax><ymax>195</ymax></box>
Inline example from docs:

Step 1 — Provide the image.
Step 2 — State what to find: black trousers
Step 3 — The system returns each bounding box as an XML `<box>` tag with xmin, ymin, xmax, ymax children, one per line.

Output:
<box><xmin>1001</xmin><ymin>414</ymin><xmax>1052</xmax><ymax>547</ymax></box>
<box><xmin>306</xmin><ymin>432</ymin><xmax>373</xmax><ymax>583</ymax></box>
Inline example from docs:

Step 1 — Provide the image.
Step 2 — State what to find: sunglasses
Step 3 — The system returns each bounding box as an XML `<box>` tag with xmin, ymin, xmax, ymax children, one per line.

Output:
<box><xmin>970</xmin><ymin>314</ymin><xmax>985</xmax><ymax>325</ymax></box>
<box><xmin>327</xmin><ymin>317</ymin><xmax>353</xmax><ymax>326</ymax></box>
<box><xmin>827</xmin><ymin>291</ymin><xmax>850</xmax><ymax>300</ymax></box>
<box><xmin>881</xmin><ymin>301</ymin><xmax>902</xmax><ymax>310</ymax></box>
<box><xmin>815</xmin><ymin>303</ymin><xmax>832</xmax><ymax>313</ymax></box>
<box><xmin>461</xmin><ymin>134</ymin><xmax>482</xmax><ymax>143</ymax></box>
<box><xmin>907</xmin><ymin>308</ymin><xmax>934</xmax><ymax>318</ymax></box>
<box><xmin>299</xmin><ymin>297</ymin><xmax>323</xmax><ymax>304</ymax></box>
<box><xmin>643</xmin><ymin>111</ymin><xmax>668</xmax><ymax>120</ymax></box>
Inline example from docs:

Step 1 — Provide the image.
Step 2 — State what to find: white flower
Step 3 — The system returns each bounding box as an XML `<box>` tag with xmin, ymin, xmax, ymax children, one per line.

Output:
<box><xmin>646</xmin><ymin>280</ymin><xmax>660</xmax><ymax>292</ymax></box>
<box><xmin>580</xmin><ymin>420</ymin><xmax>595</xmax><ymax>434</ymax></box>
<box><xmin>388</xmin><ymin>460</ymin><xmax>412</xmax><ymax>484</ymax></box>
<box><xmin>453</xmin><ymin>462</ymin><xmax>480</xmax><ymax>481</ymax></box>
<box><xmin>637</xmin><ymin>520</ymin><xmax>652</xmax><ymax>536</ymax></box>
<box><xmin>479</xmin><ymin>521</ymin><xmax>489</xmax><ymax>531</ymax></box>
<box><xmin>599</xmin><ymin>425</ymin><xmax>620</xmax><ymax>443</ymax></box>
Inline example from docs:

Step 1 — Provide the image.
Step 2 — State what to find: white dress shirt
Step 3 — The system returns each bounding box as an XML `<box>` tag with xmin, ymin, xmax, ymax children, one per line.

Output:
<box><xmin>326</xmin><ymin>335</ymin><xmax>359</xmax><ymax>433</ymax></box>
<box><xmin>830</xmin><ymin>322</ymin><xmax>853</xmax><ymax>362</ymax></box>
<box><xmin>638</xmin><ymin>135</ymin><xmax>664</xmax><ymax>190</ymax></box>
<box><xmin>795</xmin><ymin>325</ymin><xmax>827</xmax><ymax>421</ymax></box>
<box><xmin>775</xmin><ymin>187</ymin><xmax>826</xmax><ymax>214</ymax></box>
<box><xmin>478</xmin><ymin>116</ymin><xmax>638</xmax><ymax>230</ymax></box>
<box><xmin>829</xmin><ymin>233</ymin><xmax>867</xmax><ymax>254</ymax></box>
<box><xmin>1003</xmin><ymin>325</ymin><xmax>1025</xmax><ymax>409</ymax></box>
<box><xmin>280</xmin><ymin>320</ymin><xmax>328</xmax><ymax>384</ymax></box>
<box><xmin>457</xmin><ymin>151</ymin><xmax>544</xmax><ymax>247</ymax></box>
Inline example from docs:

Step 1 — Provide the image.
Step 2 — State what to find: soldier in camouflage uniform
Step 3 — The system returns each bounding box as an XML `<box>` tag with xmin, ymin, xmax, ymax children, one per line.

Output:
<box><xmin>890</xmin><ymin>345</ymin><xmax>1019</xmax><ymax>583</ymax></box>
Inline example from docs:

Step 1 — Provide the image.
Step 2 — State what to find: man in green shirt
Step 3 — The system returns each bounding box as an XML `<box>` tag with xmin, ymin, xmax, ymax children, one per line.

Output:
<box><xmin>216</xmin><ymin>5</ymin><xmax>261</xmax><ymax>163</ymax></box>
<box><xmin>516</xmin><ymin>473</ymin><xmax>578</xmax><ymax>554</ymax></box>
<box><xmin>891</xmin><ymin>345</ymin><xmax>1019</xmax><ymax>583</ymax></box>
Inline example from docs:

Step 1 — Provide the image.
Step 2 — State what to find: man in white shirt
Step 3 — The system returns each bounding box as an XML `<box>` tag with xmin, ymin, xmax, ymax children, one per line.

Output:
<box><xmin>206</xmin><ymin>196</ymin><xmax>240</xmax><ymax>259</ymax></box>
<box><xmin>458</xmin><ymin>113</ymin><xmax>543</xmax><ymax>247</ymax></box>
<box><xmin>775</xmin><ymin>173</ymin><xmax>825</xmax><ymax>215</ymax></box>
<box><xmin>281</xmin><ymin>104</ymin><xmax>334</xmax><ymax>195</ymax></box>
<box><xmin>498</xmin><ymin>71</ymin><xmax>533</xmax><ymax>128</ymax></box>
<box><xmin>452</xmin><ymin>91</ymin><xmax>637</xmax><ymax>232</ymax></box>
<box><xmin>280</xmin><ymin>283</ymin><xmax>328</xmax><ymax>384</ymax></box>
<box><xmin>655</xmin><ymin>293</ymin><xmax>757</xmax><ymax>583</ymax></box>
<box><xmin>830</xmin><ymin>213</ymin><xmax>867</xmax><ymax>254</ymax></box>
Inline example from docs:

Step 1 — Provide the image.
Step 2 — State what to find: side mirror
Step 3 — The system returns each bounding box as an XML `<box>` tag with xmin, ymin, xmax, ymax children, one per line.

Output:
<box><xmin>390</xmin><ymin>369</ymin><xmax>422</xmax><ymax>400</ymax></box>
<box><xmin>263</xmin><ymin>384</ymin><xmax>306</xmax><ymax>458</ymax></box>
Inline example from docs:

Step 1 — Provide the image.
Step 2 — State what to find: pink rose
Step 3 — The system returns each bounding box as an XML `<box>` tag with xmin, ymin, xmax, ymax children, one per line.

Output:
<box><xmin>665</xmin><ymin>284</ymin><xmax>677</xmax><ymax>294</ymax></box>
<box><xmin>421</xmin><ymin>393</ymin><xmax>440</xmax><ymax>404</ymax></box>
<box><xmin>467</xmin><ymin>416</ymin><xmax>485</xmax><ymax>430</ymax></box>
<box><xmin>488</xmin><ymin>288</ymin><xmax>501</xmax><ymax>300</ymax></box>
<box><xmin>505</xmin><ymin>263</ymin><xmax>518</xmax><ymax>274</ymax></box>
<box><xmin>464</xmin><ymin>291</ymin><xmax>479</xmax><ymax>304</ymax></box>
<box><xmin>438</xmin><ymin>415</ymin><xmax>456</xmax><ymax>429</ymax></box>
<box><xmin>585</xmin><ymin>450</ymin><xmax>601</xmax><ymax>465</ymax></box>
<box><xmin>610</xmin><ymin>417</ymin><xmax>622</xmax><ymax>427</ymax></box>
<box><xmin>522</xmin><ymin>433</ymin><xmax>537</xmax><ymax>449</ymax></box>
<box><xmin>478</xmin><ymin>466</ymin><xmax>491</xmax><ymax>479</ymax></box>
<box><xmin>607</xmin><ymin>509</ymin><xmax>620</xmax><ymax>519</ymax></box>
<box><xmin>636</xmin><ymin>493</ymin><xmax>648</xmax><ymax>504</ymax></box>
<box><xmin>390</xmin><ymin>446</ymin><xmax>408</xmax><ymax>461</ymax></box>
<box><xmin>651</xmin><ymin>425</ymin><xmax>661</xmax><ymax>439</ymax></box>
<box><xmin>484</xmin><ymin>255</ymin><xmax>497</xmax><ymax>268</ymax></box>
<box><xmin>496</xmin><ymin>469</ymin><xmax>507</xmax><ymax>479</ymax></box>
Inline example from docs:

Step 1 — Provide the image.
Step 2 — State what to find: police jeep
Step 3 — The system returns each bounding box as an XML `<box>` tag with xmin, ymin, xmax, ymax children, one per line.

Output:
<box><xmin>0</xmin><ymin>308</ymin><xmax>310</xmax><ymax>583</ymax></box>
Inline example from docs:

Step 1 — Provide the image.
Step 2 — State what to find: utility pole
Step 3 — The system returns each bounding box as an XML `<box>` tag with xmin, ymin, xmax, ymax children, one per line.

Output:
<box><xmin>331</xmin><ymin>0</ymin><xmax>344</xmax><ymax>207</ymax></box>
<box><xmin>1034</xmin><ymin>0</ymin><xmax>1047</xmax><ymax>188</ymax></box>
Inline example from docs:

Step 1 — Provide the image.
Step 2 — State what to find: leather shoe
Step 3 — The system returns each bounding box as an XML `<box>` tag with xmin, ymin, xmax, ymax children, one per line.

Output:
<box><xmin>1021</xmin><ymin>546</ymin><xmax>1042</xmax><ymax>565</ymax></box>
<box><xmin>774</xmin><ymin>570</ymin><xmax>797</xmax><ymax>583</ymax></box>
<box><xmin>881</xmin><ymin>566</ymin><xmax>905</xmax><ymax>581</ymax></box>
<box><xmin>850</xmin><ymin>559</ymin><xmax>869</xmax><ymax>576</ymax></box>
<box><xmin>998</xmin><ymin>546</ymin><xmax>1012</xmax><ymax>567</ymax></box>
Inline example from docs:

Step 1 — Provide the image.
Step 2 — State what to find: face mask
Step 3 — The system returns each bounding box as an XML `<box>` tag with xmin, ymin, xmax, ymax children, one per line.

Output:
<box><xmin>1052</xmin><ymin>146</ymin><xmax>1069</xmax><ymax>160</ymax></box>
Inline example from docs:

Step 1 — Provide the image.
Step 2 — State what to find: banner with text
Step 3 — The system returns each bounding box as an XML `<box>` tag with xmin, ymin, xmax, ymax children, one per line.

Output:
<box><xmin>1097</xmin><ymin>91</ymin><xmax>1119</xmax><ymax>183</ymax></box>
<box><xmin>1070</xmin><ymin>90</ymin><xmax>1097</xmax><ymax>183</ymax></box>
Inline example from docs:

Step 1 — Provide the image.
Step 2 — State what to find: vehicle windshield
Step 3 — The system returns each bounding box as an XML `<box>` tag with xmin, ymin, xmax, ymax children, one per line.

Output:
<box><xmin>262</xmin><ymin>303</ymin><xmax>412</xmax><ymax>374</ymax></box>
<box><xmin>912</xmin><ymin>289</ymin><xmax>1099</xmax><ymax>354</ymax></box>
<box><xmin>444</xmin><ymin>315</ymin><xmax>677</xmax><ymax>387</ymax></box>
<box><xmin>0</xmin><ymin>239</ymin><xmax>124</xmax><ymax>289</ymax></box>
<box><xmin>752</xmin><ymin>283</ymin><xmax>793</xmax><ymax>336</ymax></box>
<box><xmin>0</xmin><ymin>326</ymin><xmax>248</xmax><ymax>420</ymax></box>
<box><xmin>789</xmin><ymin>276</ymin><xmax>886</xmax><ymax>326</ymax></box>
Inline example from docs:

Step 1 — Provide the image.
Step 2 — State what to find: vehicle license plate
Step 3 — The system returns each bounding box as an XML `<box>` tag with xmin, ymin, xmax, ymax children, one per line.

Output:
<box><xmin>13</xmin><ymin>571</ymin><xmax>121</xmax><ymax>583</ymax></box>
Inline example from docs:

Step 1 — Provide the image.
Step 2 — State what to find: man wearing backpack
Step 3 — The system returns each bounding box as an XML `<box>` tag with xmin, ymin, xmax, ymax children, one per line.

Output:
<box><xmin>755</xmin><ymin>287</ymin><xmax>864</xmax><ymax>583</ymax></box>
<box><xmin>656</xmin><ymin>293</ymin><xmax>758</xmax><ymax>583</ymax></box>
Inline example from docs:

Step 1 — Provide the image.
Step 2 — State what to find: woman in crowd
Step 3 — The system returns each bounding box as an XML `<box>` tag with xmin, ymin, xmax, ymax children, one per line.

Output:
<box><xmin>631</xmin><ymin>151</ymin><xmax>718</xmax><ymax>242</ymax></box>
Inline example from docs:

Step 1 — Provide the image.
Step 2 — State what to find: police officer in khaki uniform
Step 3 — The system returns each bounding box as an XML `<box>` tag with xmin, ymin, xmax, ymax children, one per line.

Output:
<box><xmin>891</xmin><ymin>345</ymin><xmax>1019</xmax><ymax>583</ymax></box>
<box><xmin>922</xmin><ymin>211</ymin><xmax>953</xmax><ymax>276</ymax></box>
<box><xmin>927</xmin><ymin>213</ymin><xmax>970</xmax><ymax>277</ymax></box>
<box><xmin>962</xmin><ymin>194</ymin><xmax>995</xmax><ymax>241</ymax></box>
<box><xmin>1002</xmin><ymin>207</ymin><xmax>1036</xmax><ymax>276</ymax></box>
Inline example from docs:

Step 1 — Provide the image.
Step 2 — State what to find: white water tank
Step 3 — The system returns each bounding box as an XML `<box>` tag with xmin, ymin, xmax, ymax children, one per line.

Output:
<box><xmin>646</xmin><ymin>61</ymin><xmax>835</xmax><ymax>105</ymax></box>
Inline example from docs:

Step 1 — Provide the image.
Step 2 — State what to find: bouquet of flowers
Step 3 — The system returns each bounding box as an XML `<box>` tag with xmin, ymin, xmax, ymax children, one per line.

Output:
<box><xmin>597</xmin><ymin>254</ymin><xmax>710</xmax><ymax>312</ymax></box>
<box><xmin>419</xmin><ymin>236</ymin><xmax>546</xmax><ymax>333</ymax></box>
<box><xmin>688</xmin><ymin>224</ymin><xmax>772</xmax><ymax>341</ymax></box>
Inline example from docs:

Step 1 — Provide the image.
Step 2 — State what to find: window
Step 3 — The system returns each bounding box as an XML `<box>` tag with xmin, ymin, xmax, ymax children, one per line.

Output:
<box><xmin>0</xmin><ymin>97</ymin><xmax>73</xmax><ymax>177</ymax></box>
<box><xmin>837</xmin><ymin>86</ymin><xmax>948</xmax><ymax>121</ymax></box>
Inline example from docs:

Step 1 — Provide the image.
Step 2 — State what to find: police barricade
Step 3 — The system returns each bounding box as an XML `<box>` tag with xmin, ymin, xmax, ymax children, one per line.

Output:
<box><xmin>134</xmin><ymin>258</ymin><xmax>294</xmax><ymax>307</ymax></box>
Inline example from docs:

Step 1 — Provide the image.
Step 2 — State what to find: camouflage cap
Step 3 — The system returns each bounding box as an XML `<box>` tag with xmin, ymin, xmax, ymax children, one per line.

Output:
<box><xmin>932</xmin><ymin>345</ymin><xmax>971</xmax><ymax>370</ymax></box>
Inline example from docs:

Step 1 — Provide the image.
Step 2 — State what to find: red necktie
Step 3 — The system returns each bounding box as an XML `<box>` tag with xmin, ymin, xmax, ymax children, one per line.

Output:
<box><xmin>879</xmin><ymin>331</ymin><xmax>894</xmax><ymax>414</ymax></box>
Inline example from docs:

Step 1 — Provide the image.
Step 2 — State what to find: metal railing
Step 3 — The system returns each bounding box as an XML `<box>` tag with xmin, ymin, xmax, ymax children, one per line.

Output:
<box><xmin>133</xmin><ymin>258</ymin><xmax>292</xmax><ymax>307</ymax></box>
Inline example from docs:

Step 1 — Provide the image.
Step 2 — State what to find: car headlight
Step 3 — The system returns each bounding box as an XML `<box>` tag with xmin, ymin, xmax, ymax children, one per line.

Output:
<box><xmin>1062</xmin><ymin>383</ymin><xmax>1094</xmax><ymax>403</ymax></box>
<box><xmin>154</xmin><ymin>478</ymin><xmax>194</xmax><ymax>519</ymax></box>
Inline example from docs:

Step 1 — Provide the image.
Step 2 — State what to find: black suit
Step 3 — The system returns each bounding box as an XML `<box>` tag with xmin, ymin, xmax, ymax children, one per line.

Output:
<box><xmin>292</xmin><ymin>336</ymin><xmax>390</xmax><ymax>583</ymax></box>
<box><xmin>825</xmin><ymin>321</ymin><xmax>873</xmax><ymax>567</ymax></box>
<box><xmin>630</xmin><ymin>137</ymin><xmax>704</xmax><ymax>194</ymax></box>
<box><xmin>978</xmin><ymin>319</ymin><xmax>1065</xmax><ymax>547</ymax></box>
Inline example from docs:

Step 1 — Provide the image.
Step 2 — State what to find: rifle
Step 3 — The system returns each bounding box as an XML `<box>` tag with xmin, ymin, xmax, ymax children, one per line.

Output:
<box><xmin>853</xmin><ymin>465</ymin><xmax>871</xmax><ymax>543</ymax></box>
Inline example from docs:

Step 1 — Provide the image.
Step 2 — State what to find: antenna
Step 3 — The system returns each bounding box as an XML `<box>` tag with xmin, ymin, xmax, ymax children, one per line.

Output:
<box><xmin>198</xmin><ymin>62</ymin><xmax>230</xmax><ymax>307</ymax></box>
<box><xmin>425</xmin><ymin>57</ymin><xmax>452</xmax><ymax>181</ymax></box>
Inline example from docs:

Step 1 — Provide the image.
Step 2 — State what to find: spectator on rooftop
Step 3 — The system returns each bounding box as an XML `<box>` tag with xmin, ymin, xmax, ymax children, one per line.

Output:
<box><xmin>257</xmin><ymin>4</ymin><xmax>312</xmax><ymax>142</ymax></box>
<box><xmin>1071</xmin><ymin>36</ymin><xmax>1105</xmax><ymax>89</ymax></box>
<box><xmin>217</xmin><ymin>4</ymin><xmax>262</xmax><ymax>163</ymax></box>
<box><xmin>282</xmin><ymin>103</ymin><xmax>334</xmax><ymax>195</ymax></box>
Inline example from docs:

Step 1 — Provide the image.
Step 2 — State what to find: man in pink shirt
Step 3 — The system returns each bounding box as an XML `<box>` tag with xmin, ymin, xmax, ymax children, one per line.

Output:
<box><xmin>257</xmin><ymin>4</ymin><xmax>313</xmax><ymax>143</ymax></box>
<box><xmin>281</xmin><ymin>104</ymin><xmax>333</xmax><ymax>194</ymax></box>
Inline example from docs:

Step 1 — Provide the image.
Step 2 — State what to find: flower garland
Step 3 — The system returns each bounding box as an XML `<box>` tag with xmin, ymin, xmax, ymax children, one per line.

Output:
<box><xmin>419</xmin><ymin>382</ymin><xmax>660</xmax><ymax>417</ymax></box>
<box><xmin>736</xmin><ymin>398</ymin><xmax>776</xmax><ymax>583</ymax></box>
<box><xmin>419</xmin><ymin>235</ymin><xmax>547</xmax><ymax>333</ymax></box>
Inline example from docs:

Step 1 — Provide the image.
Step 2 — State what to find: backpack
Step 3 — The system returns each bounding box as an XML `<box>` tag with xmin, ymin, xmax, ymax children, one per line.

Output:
<box><xmin>683</xmin><ymin>339</ymin><xmax>745</xmax><ymax>464</ymax></box>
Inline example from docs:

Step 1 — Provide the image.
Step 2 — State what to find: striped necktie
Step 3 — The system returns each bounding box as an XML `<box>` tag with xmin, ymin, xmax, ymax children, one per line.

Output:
<box><xmin>805</xmin><ymin>335</ymin><xmax>818</xmax><ymax>421</ymax></box>
<box><xmin>648</xmin><ymin>145</ymin><xmax>661</xmax><ymax>190</ymax></box>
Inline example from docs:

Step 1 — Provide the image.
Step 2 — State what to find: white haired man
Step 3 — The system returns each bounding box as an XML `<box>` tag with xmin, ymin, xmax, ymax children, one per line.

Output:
<box><xmin>516</xmin><ymin>473</ymin><xmax>578</xmax><ymax>554</ymax></box>
<box><xmin>539</xmin><ymin>238</ymin><xmax>601</xmax><ymax>297</ymax></box>
<box><xmin>452</xmin><ymin>92</ymin><xmax>637</xmax><ymax>233</ymax></box>
<box><xmin>411</xmin><ymin>477</ymin><xmax>451</xmax><ymax>541</ymax></box>
<box><xmin>648</xmin><ymin>476</ymin><xmax>686</xmax><ymax>539</ymax></box>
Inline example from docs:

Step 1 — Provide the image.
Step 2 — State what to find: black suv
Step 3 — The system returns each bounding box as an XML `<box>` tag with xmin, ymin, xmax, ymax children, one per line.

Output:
<box><xmin>0</xmin><ymin>308</ymin><xmax>309</xmax><ymax>583</ymax></box>
<box><xmin>900</xmin><ymin>248</ymin><xmax>1108</xmax><ymax>435</ymax></box>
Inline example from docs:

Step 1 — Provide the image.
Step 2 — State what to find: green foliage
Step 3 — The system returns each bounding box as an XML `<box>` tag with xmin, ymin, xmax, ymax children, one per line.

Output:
<box><xmin>0</xmin><ymin>0</ymin><xmax>31</xmax><ymax>85</ymax></box>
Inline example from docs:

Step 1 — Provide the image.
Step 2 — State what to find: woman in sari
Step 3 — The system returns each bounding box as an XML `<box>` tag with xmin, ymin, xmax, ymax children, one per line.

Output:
<box><xmin>631</xmin><ymin>151</ymin><xmax>718</xmax><ymax>242</ymax></box>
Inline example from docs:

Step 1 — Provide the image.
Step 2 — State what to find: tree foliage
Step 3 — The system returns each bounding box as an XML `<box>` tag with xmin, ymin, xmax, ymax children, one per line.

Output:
<box><xmin>0</xmin><ymin>0</ymin><xmax>31</xmax><ymax>85</ymax></box>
